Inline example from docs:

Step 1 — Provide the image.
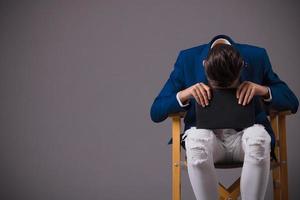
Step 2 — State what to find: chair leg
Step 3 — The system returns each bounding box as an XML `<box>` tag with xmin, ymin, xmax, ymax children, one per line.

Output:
<box><xmin>270</xmin><ymin>114</ymin><xmax>282</xmax><ymax>200</ymax></box>
<box><xmin>172</xmin><ymin>116</ymin><xmax>181</xmax><ymax>200</ymax></box>
<box><xmin>278</xmin><ymin>115</ymin><xmax>288</xmax><ymax>200</ymax></box>
<box><xmin>272</xmin><ymin>167</ymin><xmax>281</xmax><ymax>200</ymax></box>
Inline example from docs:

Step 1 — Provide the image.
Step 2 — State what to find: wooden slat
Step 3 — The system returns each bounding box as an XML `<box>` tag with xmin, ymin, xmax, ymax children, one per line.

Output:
<box><xmin>218</xmin><ymin>183</ymin><xmax>229</xmax><ymax>199</ymax></box>
<box><xmin>227</xmin><ymin>177</ymin><xmax>241</xmax><ymax>199</ymax></box>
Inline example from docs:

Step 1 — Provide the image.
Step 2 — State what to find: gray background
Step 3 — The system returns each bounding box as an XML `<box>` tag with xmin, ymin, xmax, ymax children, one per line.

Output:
<box><xmin>0</xmin><ymin>1</ymin><xmax>299</xmax><ymax>200</ymax></box>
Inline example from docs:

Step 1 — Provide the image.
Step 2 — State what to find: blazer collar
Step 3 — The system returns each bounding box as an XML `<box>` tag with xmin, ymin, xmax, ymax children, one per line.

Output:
<box><xmin>209</xmin><ymin>34</ymin><xmax>237</xmax><ymax>48</ymax></box>
<box><xmin>197</xmin><ymin>34</ymin><xmax>251</xmax><ymax>85</ymax></box>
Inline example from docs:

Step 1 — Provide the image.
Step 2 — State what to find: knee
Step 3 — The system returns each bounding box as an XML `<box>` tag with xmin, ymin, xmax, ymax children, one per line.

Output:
<box><xmin>242</xmin><ymin>124</ymin><xmax>271</xmax><ymax>164</ymax></box>
<box><xmin>185</xmin><ymin>128</ymin><xmax>214</xmax><ymax>167</ymax></box>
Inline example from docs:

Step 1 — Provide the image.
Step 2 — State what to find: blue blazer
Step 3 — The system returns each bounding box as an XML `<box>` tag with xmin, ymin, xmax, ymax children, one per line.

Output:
<box><xmin>150</xmin><ymin>34</ymin><xmax>299</xmax><ymax>160</ymax></box>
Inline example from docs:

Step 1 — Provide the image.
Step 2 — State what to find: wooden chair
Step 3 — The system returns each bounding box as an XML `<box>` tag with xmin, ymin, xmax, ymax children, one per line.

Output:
<box><xmin>169</xmin><ymin>110</ymin><xmax>292</xmax><ymax>200</ymax></box>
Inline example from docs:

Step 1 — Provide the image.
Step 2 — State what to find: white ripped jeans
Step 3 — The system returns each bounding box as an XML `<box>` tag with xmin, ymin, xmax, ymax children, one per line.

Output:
<box><xmin>182</xmin><ymin>124</ymin><xmax>271</xmax><ymax>200</ymax></box>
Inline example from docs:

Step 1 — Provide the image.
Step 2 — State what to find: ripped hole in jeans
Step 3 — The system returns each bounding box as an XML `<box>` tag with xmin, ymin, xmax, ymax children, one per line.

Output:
<box><xmin>245</xmin><ymin>137</ymin><xmax>269</xmax><ymax>164</ymax></box>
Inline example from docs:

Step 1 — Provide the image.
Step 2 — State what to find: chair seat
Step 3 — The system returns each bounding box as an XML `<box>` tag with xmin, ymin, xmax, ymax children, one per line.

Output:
<box><xmin>214</xmin><ymin>162</ymin><xmax>243</xmax><ymax>169</ymax></box>
<box><xmin>214</xmin><ymin>160</ymin><xmax>280</xmax><ymax>169</ymax></box>
<box><xmin>184</xmin><ymin>155</ymin><xmax>280</xmax><ymax>169</ymax></box>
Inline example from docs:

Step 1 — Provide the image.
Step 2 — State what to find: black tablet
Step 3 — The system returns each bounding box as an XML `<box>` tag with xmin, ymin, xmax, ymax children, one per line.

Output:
<box><xmin>195</xmin><ymin>88</ymin><xmax>255</xmax><ymax>129</ymax></box>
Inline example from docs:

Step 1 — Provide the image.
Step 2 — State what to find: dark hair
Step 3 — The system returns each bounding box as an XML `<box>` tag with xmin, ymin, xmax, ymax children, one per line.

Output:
<box><xmin>205</xmin><ymin>44</ymin><xmax>244</xmax><ymax>88</ymax></box>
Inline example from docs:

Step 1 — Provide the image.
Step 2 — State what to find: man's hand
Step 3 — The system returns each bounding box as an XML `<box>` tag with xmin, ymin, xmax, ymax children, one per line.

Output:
<box><xmin>236</xmin><ymin>81</ymin><xmax>269</xmax><ymax>106</ymax></box>
<box><xmin>178</xmin><ymin>82</ymin><xmax>211</xmax><ymax>107</ymax></box>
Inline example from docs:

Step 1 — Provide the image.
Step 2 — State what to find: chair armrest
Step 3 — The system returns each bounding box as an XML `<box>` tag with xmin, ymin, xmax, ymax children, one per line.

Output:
<box><xmin>268</xmin><ymin>109</ymin><xmax>292</xmax><ymax>117</ymax></box>
<box><xmin>168</xmin><ymin>111</ymin><xmax>186</xmax><ymax>119</ymax></box>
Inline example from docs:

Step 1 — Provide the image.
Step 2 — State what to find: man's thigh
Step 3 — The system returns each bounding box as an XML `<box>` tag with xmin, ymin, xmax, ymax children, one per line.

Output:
<box><xmin>183</xmin><ymin>127</ymin><xmax>226</xmax><ymax>163</ymax></box>
<box><xmin>230</xmin><ymin>123</ymin><xmax>272</xmax><ymax>162</ymax></box>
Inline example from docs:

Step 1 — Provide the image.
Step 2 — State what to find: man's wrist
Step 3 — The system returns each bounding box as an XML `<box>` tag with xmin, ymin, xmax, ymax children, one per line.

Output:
<box><xmin>176</xmin><ymin>91</ymin><xmax>190</xmax><ymax>107</ymax></box>
<box><xmin>262</xmin><ymin>86</ymin><xmax>272</xmax><ymax>102</ymax></box>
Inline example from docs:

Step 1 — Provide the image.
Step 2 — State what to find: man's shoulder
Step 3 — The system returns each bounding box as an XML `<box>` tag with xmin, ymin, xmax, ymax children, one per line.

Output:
<box><xmin>236</xmin><ymin>43</ymin><xmax>266</xmax><ymax>55</ymax></box>
<box><xmin>179</xmin><ymin>44</ymin><xmax>207</xmax><ymax>56</ymax></box>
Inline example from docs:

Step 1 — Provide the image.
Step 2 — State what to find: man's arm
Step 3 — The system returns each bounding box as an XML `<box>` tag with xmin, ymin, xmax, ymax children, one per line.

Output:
<box><xmin>150</xmin><ymin>51</ymin><xmax>191</xmax><ymax>123</ymax></box>
<box><xmin>261</xmin><ymin>48</ymin><xmax>299</xmax><ymax>113</ymax></box>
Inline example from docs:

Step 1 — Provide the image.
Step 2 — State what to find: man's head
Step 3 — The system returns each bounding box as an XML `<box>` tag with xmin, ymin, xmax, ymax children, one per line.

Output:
<box><xmin>203</xmin><ymin>43</ymin><xmax>244</xmax><ymax>88</ymax></box>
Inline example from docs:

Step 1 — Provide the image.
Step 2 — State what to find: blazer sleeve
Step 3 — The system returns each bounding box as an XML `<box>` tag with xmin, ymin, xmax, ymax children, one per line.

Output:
<box><xmin>150</xmin><ymin>51</ymin><xmax>191</xmax><ymax>123</ymax></box>
<box><xmin>261</xmin><ymin>48</ymin><xmax>299</xmax><ymax>113</ymax></box>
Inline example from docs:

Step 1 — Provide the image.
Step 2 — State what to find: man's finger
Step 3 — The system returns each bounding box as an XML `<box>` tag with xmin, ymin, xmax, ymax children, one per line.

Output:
<box><xmin>200</xmin><ymin>83</ymin><xmax>211</xmax><ymax>100</ymax></box>
<box><xmin>198</xmin><ymin>85</ymin><xmax>209</xmax><ymax>105</ymax></box>
<box><xmin>247</xmin><ymin>88</ymin><xmax>255</xmax><ymax>104</ymax></box>
<box><xmin>243</xmin><ymin>87</ymin><xmax>252</xmax><ymax>106</ymax></box>
<box><xmin>236</xmin><ymin>82</ymin><xmax>246</xmax><ymax>98</ymax></box>
<box><xmin>194</xmin><ymin>88</ymin><xmax>205</xmax><ymax>107</ymax></box>
<box><xmin>238</xmin><ymin>85</ymin><xmax>248</xmax><ymax>104</ymax></box>
<box><xmin>191</xmin><ymin>90</ymin><xmax>201</xmax><ymax>105</ymax></box>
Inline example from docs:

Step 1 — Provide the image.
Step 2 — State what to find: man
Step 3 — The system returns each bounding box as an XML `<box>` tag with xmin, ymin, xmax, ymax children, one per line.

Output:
<box><xmin>150</xmin><ymin>34</ymin><xmax>298</xmax><ymax>199</ymax></box>
<box><xmin>150</xmin><ymin>35</ymin><xmax>299</xmax><ymax>165</ymax></box>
